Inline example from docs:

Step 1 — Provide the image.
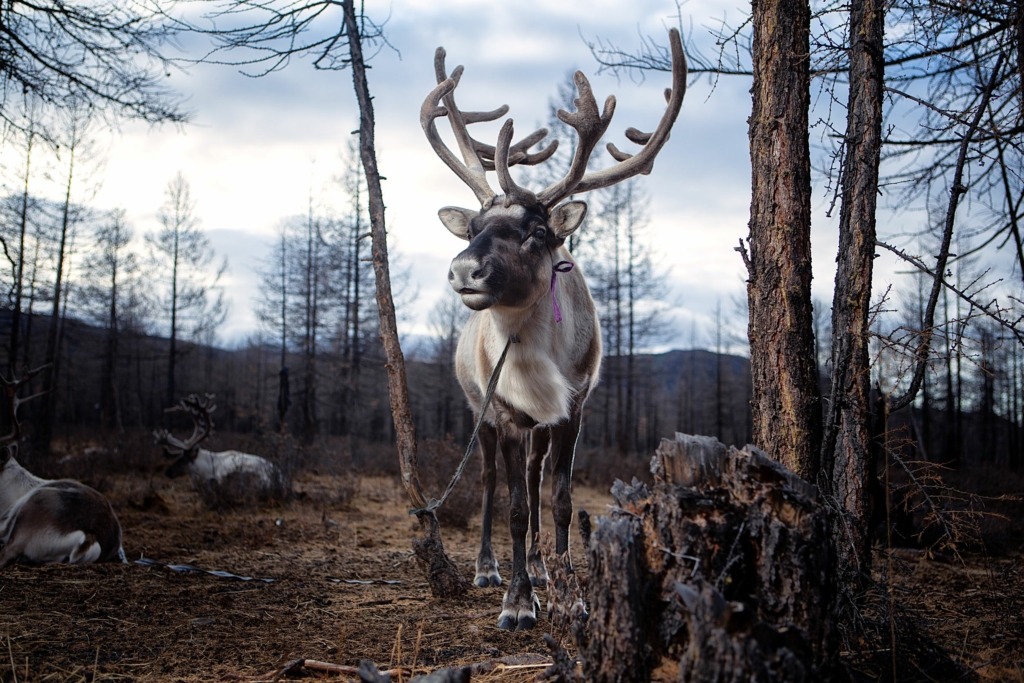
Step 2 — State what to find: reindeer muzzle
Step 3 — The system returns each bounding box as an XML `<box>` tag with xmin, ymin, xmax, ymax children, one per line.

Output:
<box><xmin>449</xmin><ymin>253</ymin><xmax>497</xmax><ymax>310</ymax></box>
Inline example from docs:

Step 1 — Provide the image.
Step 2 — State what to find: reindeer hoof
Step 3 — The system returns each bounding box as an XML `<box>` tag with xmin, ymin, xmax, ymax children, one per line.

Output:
<box><xmin>496</xmin><ymin>610</ymin><xmax>538</xmax><ymax>631</ymax></box>
<box><xmin>529</xmin><ymin>573</ymin><xmax>547</xmax><ymax>588</ymax></box>
<box><xmin>496</xmin><ymin>612</ymin><xmax>518</xmax><ymax>630</ymax></box>
<box><xmin>497</xmin><ymin>585</ymin><xmax>541</xmax><ymax>630</ymax></box>
<box><xmin>474</xmin><ymin>572</ymin><xmax>502</xmax><ymax>587</ymax></box>
<box><xmin>475</xmin><ymin>553</ymin><xmax>502</xmax><ymax>587</ymax></box>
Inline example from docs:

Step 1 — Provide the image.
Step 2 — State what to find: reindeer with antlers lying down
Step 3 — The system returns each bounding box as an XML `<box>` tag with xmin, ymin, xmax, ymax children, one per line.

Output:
<box><xmin>422</xmin><ymin>30</ymin><xmax>686</xmax><ymax>629</ymax></box>
<box><xmin>155</xmin><ymin>394</ymin><xmax>287</xmax><ymax>508</ymax></box>
<box><xmin>0</xmin><ymin>367</ymin><xmax>124</xmax><ymax>568</ymax></box>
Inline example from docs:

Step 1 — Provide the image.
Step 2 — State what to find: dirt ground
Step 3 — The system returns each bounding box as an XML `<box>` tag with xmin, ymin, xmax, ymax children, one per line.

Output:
<box><xmin>0</xmin><ymin>471</ymin><xmax>1021</xmax><ymax>682</ymax></box>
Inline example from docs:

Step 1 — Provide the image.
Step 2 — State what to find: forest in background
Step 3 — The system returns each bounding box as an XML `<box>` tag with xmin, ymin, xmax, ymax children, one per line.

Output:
<box><xmin>0</xmin><ymin>0</ymin><xmax>1022</xmax><ymax>488</ymax></box>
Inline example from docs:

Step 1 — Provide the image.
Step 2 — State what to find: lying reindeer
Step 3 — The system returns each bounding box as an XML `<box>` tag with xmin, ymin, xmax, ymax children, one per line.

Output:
<box><xmin>0</xmin><ymin>367</ymin><xmax>124</xmax><ymax>568</ymax></box>
<box><xmin>154</xmin><ymin>394</ymin><xmax>287</xmax><ymax>508</ymax></box>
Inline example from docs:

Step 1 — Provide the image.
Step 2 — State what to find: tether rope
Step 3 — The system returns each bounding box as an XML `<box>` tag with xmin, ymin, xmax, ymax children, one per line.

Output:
<box><xmin>409</xmin><ymin>334</ymin><xmax>517</xmax><ymax>516</ymax></box>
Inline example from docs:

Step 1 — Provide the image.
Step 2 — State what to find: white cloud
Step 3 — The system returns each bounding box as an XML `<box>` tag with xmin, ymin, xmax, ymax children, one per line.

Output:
<box><xmin>88</xmin><ymin>0</ymin><xmax>763</xmax><ymax>348</ymax></box>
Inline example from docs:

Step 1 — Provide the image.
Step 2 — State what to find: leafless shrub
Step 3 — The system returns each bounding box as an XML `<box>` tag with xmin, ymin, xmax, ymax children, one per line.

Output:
<box><xmin>843</xmin><ymin>581</ymin><xmax>972</xmax><ymax>683</ymax></box>
<box><xmin>883</xmin><ymin>428</ymin><xmax>1015</xmax><ymax>558</ymax></box>
<box><xmin>541</xmin><ymin>535</ymin><xmax>587</xmax><ymax>650</ymax></box>
<box><xmin>194</xmin><ymin>466</ymin><xmax>289</xmax><ymax>509</ymax></box>
<box><xmin>419</xmin><ymin>436</ymin><xmax>478</xmax><ymax>529</ymax></box>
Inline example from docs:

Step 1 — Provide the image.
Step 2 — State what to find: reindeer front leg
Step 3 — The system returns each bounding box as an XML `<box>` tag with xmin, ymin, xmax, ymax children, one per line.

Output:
<box><xmin>526</xmin><ymin>425</ymin><xmax>550</xmax><ymax>587</ymax></box>
<box><xmin>475</xmin><ymin>421</ymin><xmax>502</xmax><ymax>587</ymax></box>
<box><xmin>549</xmin><ymin>404</ymin><xmax>584</xmax><ymax>565</ymax></box>
<box><xmin>496</xmin><ymin>422</ymin><xmax>539</xmax><ymax>631</ymax></box>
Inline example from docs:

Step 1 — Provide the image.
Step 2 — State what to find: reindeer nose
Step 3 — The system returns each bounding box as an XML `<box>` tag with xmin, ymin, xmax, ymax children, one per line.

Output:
<box><xmin>449</xmin><ymin>253</ymin><xmax>488</xmax><ymax>292</ymax></box>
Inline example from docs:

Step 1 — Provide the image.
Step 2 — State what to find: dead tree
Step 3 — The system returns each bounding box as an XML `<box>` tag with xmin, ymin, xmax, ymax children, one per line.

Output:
<box><xmin>744</xmin><ymin>0</ymin><xmax>821</xmax><ymax>480</ymax></box>
<box><xmin>580</xmin><ymin>433</ymin><xmax>831</xmax><ymax>682</ymax></box>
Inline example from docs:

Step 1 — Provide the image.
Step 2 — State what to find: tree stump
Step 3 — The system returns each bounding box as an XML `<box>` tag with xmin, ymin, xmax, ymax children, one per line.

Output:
<box><xmin>579</xmin><ymin>433</ymin><xmax>831</xmax><ymax>682</ymax></box>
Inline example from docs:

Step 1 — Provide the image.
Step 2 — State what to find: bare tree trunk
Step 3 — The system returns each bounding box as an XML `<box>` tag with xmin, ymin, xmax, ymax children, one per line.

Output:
<box><xmin>277</xmin><ymin>228</ymin><xmax>289</xmax><ymax>429</ymax></box>
<box><xmin>343</xmin><ymin>0</ymin><xmax>466</xmax><ymax>598</ymax></box>
<box><xmin>715</xmin><ymin>301</ymin><xmax>723</xmax><ymax>442</ymax></box>
<box><xmin>10</xmin><ymin>120</ymin><xmax>34</xmax><ymax>375</ymax></box>
<box><xmin>819</xmin><ymin>0</ymin><xmax>886</xmax><ymax>593</ymax></box>
<box><xmin>22</xmin><ymin>236</ymin><xmax>41</xmax><ymax>371</ymax></box>
<box><xmin>37</xmin><ymin>132</ymin><xmax>78</xmax><ymax>453</ymax></box>
<box><xmin>888</xmin><ymin>54</ymin><xmax>1005</xmax><ymax>414</ymax></box>
<box><xmin>167</xmin><ymin>227</ymin><xmax>179</xmax><ymax>407</ymax></box>
<box><xmin>745</xmin><ymin>0</ymin><xmax>821</xmax><ymax>479</ymax></box>
<box><xmin>102</xmin><ymin>231</ymin><xmax>123</xmax><ymax>433</ymax></box>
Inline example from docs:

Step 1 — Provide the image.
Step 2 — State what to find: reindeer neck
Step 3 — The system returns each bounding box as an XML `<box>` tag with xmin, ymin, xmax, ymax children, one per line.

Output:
<box><xmin>0</xmin><ymin>457</ymin><xmax>49</xmax><ymax>515</ymax></box>
<box><xmin>485</xmin><ymin>247</ymin><xmax>576</xmax><ymax>343</ymax></box>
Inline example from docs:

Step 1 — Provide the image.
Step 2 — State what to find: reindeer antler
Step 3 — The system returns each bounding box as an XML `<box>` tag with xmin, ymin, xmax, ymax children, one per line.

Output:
<box><xmin>0</xmin><ymin>365</ymin><xmax>50</xmax><ymax>451</ymax></box>
<box><xmin>538</xmin><ymin>29</ymin><xmax>688</xmax><ymax>205</ymax></box>
<box><xmin>154</xmin><ymin>394</ymin><xmax>216</xmax><ymax>455</ymax></box>
<box><xmin>421</xmin><ymin>48</ymin><xmax>558</xmax><ymax>206</ymax></box>
<box><xmin>423</xmin><ymin>29</ymin><xmax>687</xmax><ymax>211</ymax></box>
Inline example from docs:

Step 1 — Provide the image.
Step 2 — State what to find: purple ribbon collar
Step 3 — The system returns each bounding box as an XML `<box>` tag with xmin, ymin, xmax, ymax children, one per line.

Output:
<box><xmin>550</xmin><ymin>260</ymin><xmax>575</xmax><ymax>323</ymax></box>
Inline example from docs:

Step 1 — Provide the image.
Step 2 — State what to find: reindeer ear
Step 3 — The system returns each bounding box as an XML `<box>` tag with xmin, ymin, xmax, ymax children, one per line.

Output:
<box><xmin>438</xmin><ymin>207</ymin><xmax>477</xmax><ymax>240</ymax></box>
<box><xmin>550</xmin><ymin>201</ymin><xmax>588</xmax><ymax>239</ymax></box>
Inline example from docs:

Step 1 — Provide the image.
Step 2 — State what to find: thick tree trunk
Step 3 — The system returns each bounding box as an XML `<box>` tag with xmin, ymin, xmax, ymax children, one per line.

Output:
<box><xmin>580</xmin><ymin>433</ymin><xmax>832</xmax><ymax>680</ymax></box>
<box><xmin>745</xmin><ymin>0</ymin><xmax>821</xmax><ymax>480</ymax></box>
<box><xmin>343</xmin><ymin>0</ymin><xmax>466</xmax><ymax>598</ymax></box>
<box><xmin>819</xmin><ymin>0</ymin><xmax>886</xmax><ymax>592</ymax></box>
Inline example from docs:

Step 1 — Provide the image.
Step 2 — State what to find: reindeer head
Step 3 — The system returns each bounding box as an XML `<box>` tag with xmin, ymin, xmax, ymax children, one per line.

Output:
<box><xmin>0</xmin><ymin>365</ymin><xmax>48</xmax><ymax>469</ymax></box>
<box><xmin>154</xmin><ymin>394</ymin><xmax>215</xmax><ymax>478</ymax></box>
<box><xmin>422</xmin><ymin>29</ymin><xmax>687</xmax><ymax>312</ymax></box>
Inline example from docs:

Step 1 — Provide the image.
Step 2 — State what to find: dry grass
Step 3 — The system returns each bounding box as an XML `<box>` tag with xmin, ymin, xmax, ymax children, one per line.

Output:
<box><xmin>0</xmin><ymin>472</ymin><xmax>607</xmax><ymax>682</ymax></box>
<box><xmin>0</xmin><ymin>462</ymin><xmax>1020</xmax><ymax>681</ymax></box>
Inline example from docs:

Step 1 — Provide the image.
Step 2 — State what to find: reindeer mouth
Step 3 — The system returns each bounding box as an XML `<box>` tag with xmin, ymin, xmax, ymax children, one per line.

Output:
<box><xmin>458</xmin><ymin>289</ymin><xmax>496</xmax><ymax>310</ymax></box>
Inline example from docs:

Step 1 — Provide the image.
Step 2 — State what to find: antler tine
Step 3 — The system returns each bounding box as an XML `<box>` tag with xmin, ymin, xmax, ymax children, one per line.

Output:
<box><xmin>536</xmin><ymin>69</ymin><xmax>616</xmax><ymax>208</ymax></box>
<box><xmin>420</xmin><ymin>49</ymin><xmax>498</xmax><ymax>205</ymax></box>
<box><xmin>0</xmin><ymin>364</ymin><xmax>50</xmax><ymax>449</ymax></box>
<box><xmin>153</xmin><ymin>428</ymin><xmax>188</xmax><ymax>455</ymax></box>
<box><xmin>473</xmin><ymin>129</ymin><xmax>559</xmax><ymax>171</ymax></box>
<box><xmin>494</xmin><ymin>120</ymin><xmax>538</xmax><ymax>207</ymax></box>
<box><xmin>163</xmin><ymin>393</ymin><xmax>216</xmax><ymax>451</ymax></box>
<box><xmin>542</xmin><ymin>28</ymin><xmax>688</xmax><ymax>203</ymax></box>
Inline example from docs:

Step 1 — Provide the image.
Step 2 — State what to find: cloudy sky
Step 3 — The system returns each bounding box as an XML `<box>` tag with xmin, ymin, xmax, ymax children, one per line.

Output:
<box><xmin>81</xmin><ymin>0</ymin><xmax>913</xmax><ymax>350</ymax></box>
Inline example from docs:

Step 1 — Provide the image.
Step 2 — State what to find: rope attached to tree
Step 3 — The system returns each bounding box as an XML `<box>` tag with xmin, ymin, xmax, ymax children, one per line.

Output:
<box><xmin>409</xmin><ymin>334</ymin><xmax>517</xmax><ymax>516</ymax></box>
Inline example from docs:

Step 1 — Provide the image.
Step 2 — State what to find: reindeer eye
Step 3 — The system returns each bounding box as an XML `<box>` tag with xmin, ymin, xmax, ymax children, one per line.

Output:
<box><xmin>533</xmin><ymin>228</ymin><xmax>547</xmax><ymax>240</ymax></box>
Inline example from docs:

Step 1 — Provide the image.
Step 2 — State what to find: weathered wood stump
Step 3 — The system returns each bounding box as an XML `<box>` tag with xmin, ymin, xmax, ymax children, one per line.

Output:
<box><xmin>579</xmin><ymin>433</ymin><xmax>832</xmax><ymax>682</ymax></box>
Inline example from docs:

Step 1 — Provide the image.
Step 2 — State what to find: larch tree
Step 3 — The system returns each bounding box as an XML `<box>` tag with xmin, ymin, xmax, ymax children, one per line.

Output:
<box><xmin>78</xmin><ymin>208</ymin><xmax>139</xmax><ymax>433</ymax></box>
<box><xmin>743</xmin><ymin>0</ymin><xmax>822</xmax><ymax>480</ymax></box>
<box><xmin>147</xmin><ymin>172</ymin><xmax>227</xmax><ymax>407</ymax></box>
<box><xmin>35</xmin><ymin>101</ymin><xmax>97</xmax><ymax>452</ymax></box>
<box><xmin>819</xmin><ymin>0</ymin><xmax>887</xmax><ymax>595</ymax></box>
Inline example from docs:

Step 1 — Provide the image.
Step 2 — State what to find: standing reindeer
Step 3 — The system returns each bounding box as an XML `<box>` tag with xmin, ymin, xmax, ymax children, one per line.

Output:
<box><xmin>154</xmin><ymin>394</ymin><xmax>287</xmax><ymax>508</ymax></box>
<box><xmin>421</xmin><ymin>29</ymin><xmax>687</xmax><ymax>630</ymax></box>
<box><xmin>0</xmin><ymin>367</ymin><xmax>124</xmax><ymax>568</ymax></box>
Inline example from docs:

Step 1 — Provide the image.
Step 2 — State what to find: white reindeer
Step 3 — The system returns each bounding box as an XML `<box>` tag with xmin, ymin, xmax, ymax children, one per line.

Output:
<box><xmin>154</xmin><ymin>394</ymin><xmax>287</xmax><ymax>507</ymax></box>
<box><xmin>0</xmin><ymin>367</ymin><xmax>124</xmax><ymax>568</ymax></box>
<box><xmin>421</xmin><ymin>29</ymin><xmax>686</xmax><ymax>629</ymax></box>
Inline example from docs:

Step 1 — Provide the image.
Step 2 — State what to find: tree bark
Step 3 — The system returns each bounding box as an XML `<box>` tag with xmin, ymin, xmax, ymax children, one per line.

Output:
<box><xmin>819</xmin><ymin>0</ymin><xmax>886</xmax><ymax>592</ymax></box>
<box><xmin>580</xmin><ymin>433</ymin><xmax>831</xmax><ymax>680</ymax></box>
<box><xmin>343</xmin><ymin>0</ymin><xmax>466</xmax><ymax>598</ymax></box>
<box><xmin>745</xmin><ymin>0</ymin><xmax>821</xmax><ymax>480</ymax></box>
